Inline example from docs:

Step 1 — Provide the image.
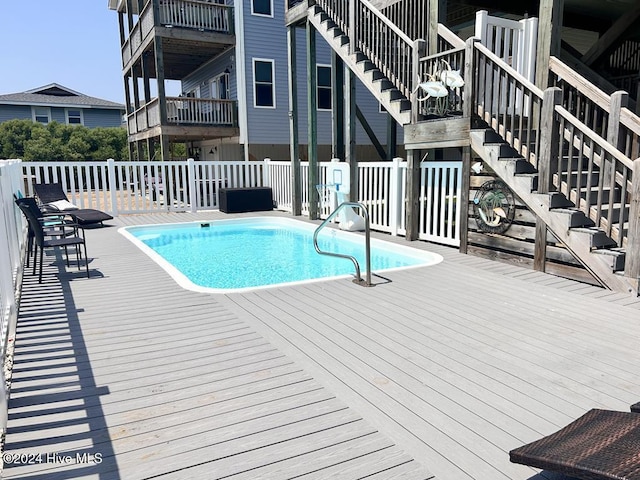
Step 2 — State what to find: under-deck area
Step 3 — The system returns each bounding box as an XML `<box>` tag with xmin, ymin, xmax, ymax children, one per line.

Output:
<box><xmin>4</xmin><ymin>211</ymin><xmax>640</xmax><ymax>479</ymax></box>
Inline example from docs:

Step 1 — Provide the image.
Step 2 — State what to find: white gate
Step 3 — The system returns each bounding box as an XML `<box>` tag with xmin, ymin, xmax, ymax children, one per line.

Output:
<box><xmin>475</xmin><ymin>10</ymin><xmax>538</xmax><ymax>115</ymax></box>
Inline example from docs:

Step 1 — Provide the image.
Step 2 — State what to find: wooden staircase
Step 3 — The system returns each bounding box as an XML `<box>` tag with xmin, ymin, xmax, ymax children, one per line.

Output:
<box><xmin>470</xmin><ymin>128</ymin><xmax>634</xmax><ymax>293</ymax></box>
<box><xmin>307</xmin><ymin>4</ymin><xmax>412</xmax><ymax>125</ymax></box>
<box><xmin>300</xmin><ymin>1</ymin><xmax>640</xmax><ymax>295</ymax></box>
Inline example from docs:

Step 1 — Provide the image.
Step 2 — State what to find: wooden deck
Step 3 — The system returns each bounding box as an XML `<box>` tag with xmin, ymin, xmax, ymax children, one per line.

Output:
<box><xmin>4</xmin><ymin>210</ymin><xmax>640</xmax><ymax>479</ymax></box>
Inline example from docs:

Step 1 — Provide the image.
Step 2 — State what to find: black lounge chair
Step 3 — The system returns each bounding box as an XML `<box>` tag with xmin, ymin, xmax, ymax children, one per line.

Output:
<box><xmin>16</xmin><ymin>199</ymin><xmax>90</xmax><ymax>283</ymax></box>
<box><xmin>509</xmin><ymin>407</ymin><xmax>640</xmax><ymax>480</ymax></box>
<box><xmin>34</xmin><ymin>182</ymin><xmax>113</xmax><ymax>226</ymax></box>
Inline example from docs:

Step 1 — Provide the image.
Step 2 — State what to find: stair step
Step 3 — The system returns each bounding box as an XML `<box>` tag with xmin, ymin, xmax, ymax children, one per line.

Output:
<box><xmin>391</xmin><ymin>98</ymin><xmax>411</xmax><ymax>112</ymax></box>
<box><xmin>554</xmin><ymin>171</ymin><xmax>601</xmax><ymax>188</ymax></box>
<box><xmin>592</xmin><ymin>248</ymin><xmax>626</xmax><ymax>272</ymax></box>
<box><xmin>484</xmin><ymin>142</ymin><xmax>520</xmax><ymax>159</ymax></box>
<box><xmin>317</xmin><ymin>11</ymin><xmax>330</xmax><ymax>22</ymax></box>
<box><xmin>375</xmin><ymin>79</ymin><xmax>395</xmax><ymax>92</ymax></box>
<box><xmin>498</xmin><ymin>157</ymin><xmax>536</xmax><ymax>174</ymax></box>
<box><xmin>564</xmin><ymin>185</ymin><xmax>622</xmax><ymax>205</ymax></box>
<box><xmin>590</xmin><ymin>203</ymin><xmax>630</xmax><ymax>225</ymax></box>
<box><xmin>546</xmin><ymin>192</ymin><xmax>575</xmax><ymax>209</ymax></box>
<box><xmin>569</xmin><ymin>227</ymin><xmax>618</xmax><ymax>249</ymax></box>
<box><xmin>513</xmin><ymin>173</ymin><xmax>538</xmax><ymax>192</ymax></box>
<box><xmin>550</xmin><ymin>208</ymin><xmax>594</xmax><ymax>228</ymax></box>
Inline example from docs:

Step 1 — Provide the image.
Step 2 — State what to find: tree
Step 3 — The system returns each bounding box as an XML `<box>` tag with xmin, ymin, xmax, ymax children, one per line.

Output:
<box><xmin>0</xmin><ymin>119</ymin><xmax>40</xmax><ymax>159</ymax></box>
<box><xmin>0</xmin><ymin>120</ymin><xmax>128</xmax><ymax>161</ymax></box>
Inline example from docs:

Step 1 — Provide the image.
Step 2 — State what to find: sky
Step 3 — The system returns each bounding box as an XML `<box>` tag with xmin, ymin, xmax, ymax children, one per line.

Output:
<box><xmin>0</xmin><ymin>1</ymin><xmax>126</xmax><ymax>104</ymax></box>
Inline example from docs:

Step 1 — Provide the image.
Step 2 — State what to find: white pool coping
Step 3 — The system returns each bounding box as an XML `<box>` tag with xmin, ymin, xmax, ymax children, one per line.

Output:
<box><xmin>118</xmin><ymin>216</ymin><xmax>443</xmax><ymax>294</ymax></box>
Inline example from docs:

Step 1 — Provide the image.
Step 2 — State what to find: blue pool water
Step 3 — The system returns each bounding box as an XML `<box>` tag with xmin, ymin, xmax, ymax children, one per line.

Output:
<box><xmin>120</xmin><ymin>217</ymin><xmax>442</xmax><ymax>292</ymax></box>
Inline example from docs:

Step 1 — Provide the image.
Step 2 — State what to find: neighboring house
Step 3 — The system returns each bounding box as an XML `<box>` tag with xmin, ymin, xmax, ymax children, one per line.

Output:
<box><xmin>0</xmin><ymin>84</ymin><xmax>125</xmax><ymax>128</ymax></box>
<box><xmin>107</xmin><ymin>0</ymin><xmax>401</xmax><ymax>161</ymax></box>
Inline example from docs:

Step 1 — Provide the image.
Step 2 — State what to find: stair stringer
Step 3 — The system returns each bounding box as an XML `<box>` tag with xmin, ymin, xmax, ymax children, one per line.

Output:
<box><xmin>470</xmin><ymin>129</ymin><xmax>636</xmax><ymax>294</ymax></box>
<box><xmin>307</xmin><ymin>6</ymin><xmax>412</xmax><ymax>126</ymax></box>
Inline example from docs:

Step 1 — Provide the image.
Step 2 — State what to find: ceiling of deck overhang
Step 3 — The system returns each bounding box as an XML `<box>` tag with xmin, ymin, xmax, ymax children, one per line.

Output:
<box><xmin>451</xmin><ymin>0</ymin><xmax>638</xmax><ymax>28</ymax></box>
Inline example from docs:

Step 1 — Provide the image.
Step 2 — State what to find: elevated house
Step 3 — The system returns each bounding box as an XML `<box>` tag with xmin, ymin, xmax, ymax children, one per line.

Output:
<box><xmin>285</xmin><ymin>0</ymin><xmax>640</xmax><ymax>295</ymax></box>
<box><xmin>0</xmin><ymin>84</ymin><xmax>125</xmax><ymax>128</ymax></box>
<box><xmin>107</xmin><ymin>0</ymin><xmax>399</xmax><ymax>162</ymax></box>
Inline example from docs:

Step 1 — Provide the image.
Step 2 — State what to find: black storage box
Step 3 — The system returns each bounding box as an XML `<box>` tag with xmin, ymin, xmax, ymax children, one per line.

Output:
<box><xmin>219</xmin><ymin>187</ymin><xmax>274</xmax><ymax>213</ymax></box>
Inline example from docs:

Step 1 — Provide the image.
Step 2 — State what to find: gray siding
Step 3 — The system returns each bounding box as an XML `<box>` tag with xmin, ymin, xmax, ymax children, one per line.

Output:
<box><xmin>241</xmin><ymin>0</ymin><xmax>400</xmax><ymax>154</ymax></box>
<box><xmin>0</xmin><ymin>104</ymin><xmax>123</xmax><ymax>128</ymax></box>
<box><xmin>83</xmin><ymin>108</ymin><xmax>124</xmax><ymax>128</ymax></box>
<box><xmin>0</xmin><ymin>105</ymin><xmax>31</xmax><ymax>123</ymax></box>
<box><xmin>182</xmin><ymin>50</ymin><xmax>237</xmax><ymax>101</ymax></box>
<box><xmin>242</xmin><ymin>0</ymin><xmax>289</xmax><ymax>144</ymax></box>
<box><xmin>50</xmin><ymin>107</ymin><xmax>67</xmax><ymax>124</ymax></box>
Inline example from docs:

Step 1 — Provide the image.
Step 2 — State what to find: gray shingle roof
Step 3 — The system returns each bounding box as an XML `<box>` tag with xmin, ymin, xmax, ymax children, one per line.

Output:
<box><xmin>0</xmin><ymin>83</ymin><xmax>124</xmax><ymax>110</ymax></box>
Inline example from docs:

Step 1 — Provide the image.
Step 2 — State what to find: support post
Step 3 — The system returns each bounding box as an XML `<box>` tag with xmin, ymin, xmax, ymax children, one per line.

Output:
<box><xmin>332</xmin><ymin>51</ymin><xmax>345</xmax><ymax>161</ymax></box>
<box><xmin>345</xmin><ymin>68</ymin><xmax>357</xmax><ymax>200</ymax></box>
<box><xmin>534</xmin><ymin>87</ymin><xmax>562</xmax><ymax>271</ymax></box>
<box><xmin>405</xmin><ymin>149</ymin><xmax>422</xmax><ymax>241</ymax></box>
<box><xmin>411</xmin><ymin>40</ymin><xmax>427</xmax><ymax>123</ymax></box>
<box><xmin>459</xmin><ymin>146</ymin><xmax>471</xmax><ymax>253</ymax></box>
<box><xmin>625</xmin><ymin>159</ymin><xmax>640</xmax><ymax>295</ymax></box>
<box><xmin>386</xmin><ymin>114</ymin><xmax>397</xmax><ymax>160</ymax></box>
<box><xmin>287</xmin><ymin>26</ymin><xmax>301</xmax><ymax>215</ymax></box>
<box><xmin>536</xmin><ymin>0</ymin><xmax>564</xmax><ymax>89</ymax></box>
<box><xmin>307</xmin><ymin>21</ymin><xmax>319</xmax><ymax>220</ymax></box>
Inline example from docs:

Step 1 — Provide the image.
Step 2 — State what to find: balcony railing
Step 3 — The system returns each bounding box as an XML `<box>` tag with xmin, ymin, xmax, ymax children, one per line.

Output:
<box><xmin>166</xmin><ymin>97</ymin><xmax>236</xmax><ymax>125</ymax></box>
<box><xmin>128</xmin><ymin>97</ymin><xmax>236</xmax><ymax>134</ymax></box>
<box><xmin>122</xmin><ymin>0</ymin><xmax>233</xmax><ymax>67</ymax></box>
<box><xmin>159</xmin><ymin>0</ymin><xmax>233</xmax><ymax>32</ymax></box>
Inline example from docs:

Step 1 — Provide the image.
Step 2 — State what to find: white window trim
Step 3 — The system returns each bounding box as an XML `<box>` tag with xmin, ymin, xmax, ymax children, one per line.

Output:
<box><xmin>32</xmin><ymin>106</ymin><xmax>51</xmax><ymax>124</ymax></box>
<box><xmin>251</xmin><ymin>0</ymin><xmax>273</xmax><ymax>18</ymax></box>
<box><xmin>252</xmin><ymin>58</ymin><xmax>276</xmax><ymax>109</ymax></box>
<box><xmin>317</xmin><ymin>64</ymin><xmax>332</xmax><ymax>112</ymax></box>
<box><xmin>65</xmin><ymin>108</ymin><xmax>84</xmax><ymax>125</ymax></box>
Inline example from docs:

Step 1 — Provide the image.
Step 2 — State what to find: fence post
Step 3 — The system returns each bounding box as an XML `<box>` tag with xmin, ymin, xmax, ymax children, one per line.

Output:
<box><xmin>625</xmin><ymin>159</ymin><xmax>640</xmax><ymax>295</ymax></box>
<box><xmin>263</xmin><ymin>158</ymin><xmax>271</xmax><ymax>187</ymax></box>
<box><xmin>389</xmin><ymin>157</ymin><xmax>402</xmax><ymax>236</ymax></box>
<box><xmin>187</xmin><ymin>157</ymin><xmax>197</xmax><ymax>213</ymax></box>
<box><xmin>106</xmin><ymin>158</ymin><xmax>119</xmax><ymax>216</ymax></box>
<box><xmin>411</xmin><ymin>39</ymin><xmax>427</xmax><ymax>124</ymax></box>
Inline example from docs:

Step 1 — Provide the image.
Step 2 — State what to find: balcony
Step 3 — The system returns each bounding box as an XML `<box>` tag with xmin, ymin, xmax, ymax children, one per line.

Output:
<box><xmin>122</xmin><ymin>0</ymin><xmax>234</xmax><ymax>71</ymax></box>
<box><xmin>127</xmin><ymin>97</ymin><xmax>238</xmax><ymax>140</ymax></box>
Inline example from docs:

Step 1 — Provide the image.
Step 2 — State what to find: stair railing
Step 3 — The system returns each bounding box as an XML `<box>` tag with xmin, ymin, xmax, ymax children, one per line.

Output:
<box><xmin>471</xmin><ymin>39</ymin><xmax>639</xmax><ymax>290</ymax></box>
<box><xmin>313</xmin><ymin>202</ymin><xmax>372</xmax><ymax>287</ymax></box>
<box><xmin>472</xmin><ymin>41</ymin><xmax>545</xmax><ymax>166</ymax></box>
<box><xmin>315</xmin><ymin>0</ymin><xmax>415</xmax><ymax>101</ymax></box>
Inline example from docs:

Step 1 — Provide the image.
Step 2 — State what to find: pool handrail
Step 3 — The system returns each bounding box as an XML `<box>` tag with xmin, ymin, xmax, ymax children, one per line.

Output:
<box><xmin>313</xmin><ymin>202</ymin><xmax>372</xmax><ymax>287</ymax></box>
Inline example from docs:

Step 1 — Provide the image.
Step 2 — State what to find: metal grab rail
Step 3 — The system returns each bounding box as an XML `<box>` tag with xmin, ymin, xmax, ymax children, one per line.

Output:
<box><xmin>312</xmin><ymin>202</ymin><xmax>372</xmax><ymax>287</ymax></box>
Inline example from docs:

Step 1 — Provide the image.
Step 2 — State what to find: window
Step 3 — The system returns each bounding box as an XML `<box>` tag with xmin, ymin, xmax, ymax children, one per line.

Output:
<box><xmin>66</xmin><ymin>109</ymin><xmax>83</xmax><ymax>125</ymax></box>
<box><xmin>32</xmin><ymin>107</ymin><xmax>51</xmax><ymax>124</ymax></box>
<box><xmin>251</xmin><ymin>0</ymin><xmax>272</xmax><ymax>16</ymax></box>
<box><xmin>210</xmin><ymin>72</ymin><xmax>230</xmax><ymax>100</ymax></box>
<box><xmin>253</xmin><ymin>59</ymin><xmax>275</xmax><ymax>108</ymax></box>
<box><xmin>317</xmin><ymin>65</ymin><xmax>332</xmax><ymax>111</ymax></box>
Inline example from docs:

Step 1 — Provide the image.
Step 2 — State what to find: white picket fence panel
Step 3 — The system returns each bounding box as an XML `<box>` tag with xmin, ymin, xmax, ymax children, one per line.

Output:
<box><xmin>21</xmin><ymin>158</ymin><xmax>462</xmax><ymax>245</ymax></box>
<box><xmin>0</xmin><ymin>159</ymin><xmax>26</xmax><ymax>438</ymax></box>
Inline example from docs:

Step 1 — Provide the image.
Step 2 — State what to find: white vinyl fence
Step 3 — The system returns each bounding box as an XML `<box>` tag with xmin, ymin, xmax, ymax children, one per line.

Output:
<box><xmin>0</xmin><ymin>160</ymin><xmax>26</xmax><ymax>437</ymax></box>
<box><xmin>20</xmin><ymin>158</ymin><xmax>462</xmax><ymax>246</ymax></box>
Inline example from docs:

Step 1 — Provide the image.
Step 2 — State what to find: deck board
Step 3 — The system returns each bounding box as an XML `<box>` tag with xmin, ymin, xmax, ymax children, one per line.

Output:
<box><xmin>4</xmin><ymin>211</ymin><xmax>640</xmax><ymax>480</ymax></box>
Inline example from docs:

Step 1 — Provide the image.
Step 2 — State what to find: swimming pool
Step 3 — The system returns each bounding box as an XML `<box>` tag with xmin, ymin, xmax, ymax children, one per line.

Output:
<box><xmin>119</xmin><ymin>217</ymin><xmax>443</xmax><ymax>293</ymax></box>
